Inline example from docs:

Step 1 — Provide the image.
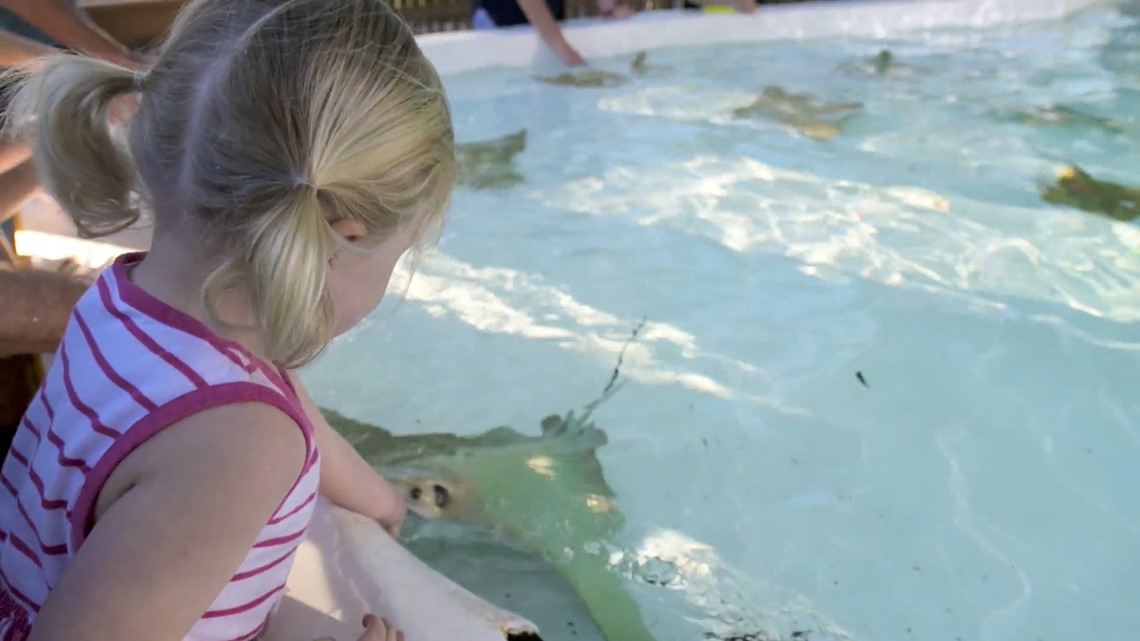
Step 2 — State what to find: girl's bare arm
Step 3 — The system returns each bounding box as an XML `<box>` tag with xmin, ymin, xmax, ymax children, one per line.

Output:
<box><xmin>287</xmin><ymin>370</ymin><xmax>408</xmax><ymax>537</ymax></box>
<box><xmin>26</xmin><ymin>402</ymin><xmax>307</xmax><ymax>641</ymax></box>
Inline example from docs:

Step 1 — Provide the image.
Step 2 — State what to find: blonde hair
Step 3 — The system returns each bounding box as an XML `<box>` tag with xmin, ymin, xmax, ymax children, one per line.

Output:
<box><xmin>3</xmin><ymin>0</ymin><xmax>455</xmax><ymax>368</ymax></box>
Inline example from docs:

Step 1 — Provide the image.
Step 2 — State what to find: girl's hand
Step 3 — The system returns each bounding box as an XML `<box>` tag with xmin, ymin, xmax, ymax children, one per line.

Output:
<box><xmin>314</xmin><ymin>614</ymin><xmax>404</xmax><ymax>641</ymax></box>
<box><xmin>375</xmin><ymin>480</ymin><xmax>407</xmax><ymax>538</ymax></box>
<box><xmin>361</xmin><ymin>614</ymin><xmax>405</xmax><ymax>641</ymax></box>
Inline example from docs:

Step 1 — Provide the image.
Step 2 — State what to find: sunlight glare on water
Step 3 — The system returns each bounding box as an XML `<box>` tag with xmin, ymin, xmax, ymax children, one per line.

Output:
<box><xmin>301</xmin><ymin>4</ymin><xmax>1140</xmax><ymax>640</ymax></box>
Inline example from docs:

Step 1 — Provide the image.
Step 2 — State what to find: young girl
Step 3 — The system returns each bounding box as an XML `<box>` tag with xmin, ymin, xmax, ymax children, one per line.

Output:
<box><xmin>0</xmin><ymin>0</ymin><xmax>455</xmax><ymax>639</ymax></box>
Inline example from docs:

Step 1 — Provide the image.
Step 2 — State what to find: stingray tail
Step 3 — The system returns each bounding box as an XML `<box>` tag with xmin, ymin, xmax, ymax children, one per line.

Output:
<box><xmin>563</xmin><ymin>553</ymin><xmax>658</xmax><ymax>641</ymax></box>
<box><xmin>575</xmin><ymin>379</ymin><xmax>628</xmax><ymax>428</ymax></box>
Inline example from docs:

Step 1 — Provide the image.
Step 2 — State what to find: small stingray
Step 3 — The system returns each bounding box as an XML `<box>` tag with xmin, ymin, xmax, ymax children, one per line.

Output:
<box><xmin>455</xmin><ymin>129</ymin><xmax>528</xmax><ymax>190</ymax></box>
<box><xmin>871</xmin><ymin>49</ymin><xmax>895</xmax><ymax>76</ymax></box>
<box><xmin>1000</xmin><ymin>104</ymin><xmax>1129</xmax><ymax>133</ymax></box>
<box><xmin>535</xmin><ymin>67</ymin><xmax>629</xmax><ymax>88</ymax></box>
<box><xmin>629</xmin><ymin>50</ymin><xmax>671</xmax><ymax>77</ymax></box>
<box><xmin>322</xmin><ymin>383</ymin><xmax>656</xmax><ymax>641</ymax></box>
<box><xmin>836</xmin><ymin>49</ymin><xmax>925</xmax><ymax>78</ymax></box>
<box><xmin>1040</xmin><ymin>164</ymin><xmax>1140</xmax><ymax>222</ymax></box>
<box><xmin>535</xmin><ymin>51</ymin><xmax>671</xmax><ymax>87</ymax></box>
<box><xmin>631</xmin><ymin>51</ymin><xmax>648</xmax><ymax>74</ymax></box>
<box><xmin>732</xmin><ymin>86</ymin><xmax>863</xmax><ymax>140</ymax></box>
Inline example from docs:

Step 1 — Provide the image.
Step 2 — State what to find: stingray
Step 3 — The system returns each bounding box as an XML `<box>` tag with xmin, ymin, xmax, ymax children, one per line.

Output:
<box><xmin>628</xmin><ymin>51</ymin><xmax>671</xmax><ymax>77</ymax></box>
<box><xmin>631</xmin><ymin>51</ymin><xmax>649</xmax><ymax>75</ymax></box>
<box><xmin>836</xmin><ymin>49</ymin><xmax>925</xmax><ymax>79</ymax></box>
<box><xmin>732</xmin><ymin>86</ymin><xmax>863</xmax><ymax>140</ymax></box>
<box><xmin>455</xmin><ymin>129</ymin><xmax>528</xmax><ymax>190</ymax></box>
<box><xmin>1000</xmin><ymin>104</ymin><xmax>1129</xmax><ymax>134</ymax></box>
<box><xmin>321</xmin><ymin>383</ymin><xmax>657</xmax><ymax>641</ymax></box>
<box><xmin>534</xmin><ymin>50</ymin><xmax>662</xmax><ymax>88</ymax></box>
<box><xmin>535</xmin><ymin>67</ymin><xmax>629</xmax><ymax>88</ymax></box>
<box><xmin>1040</xmin><ymin>164</ymin><xmax>1140</xmax><ymax>223</ymax></box>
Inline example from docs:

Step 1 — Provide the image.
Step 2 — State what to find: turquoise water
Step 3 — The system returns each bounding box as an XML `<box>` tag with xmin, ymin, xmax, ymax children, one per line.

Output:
<box><xmin>301</xmin><ymin>3</ymin><xmax>1140</xmax><ymax>641</ymax></box>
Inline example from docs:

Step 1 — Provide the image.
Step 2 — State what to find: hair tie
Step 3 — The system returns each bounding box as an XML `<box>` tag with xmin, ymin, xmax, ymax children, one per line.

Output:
<box><xmin>132</xmin><ymin>71</ymin><xmax>146</xmax><ymax>89</ymax></box>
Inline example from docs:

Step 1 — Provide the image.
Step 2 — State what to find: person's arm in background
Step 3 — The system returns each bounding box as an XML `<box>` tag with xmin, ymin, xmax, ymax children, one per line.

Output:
<box><xmin>518</xmin><ymin>0</ymin><xmax>636</xmax><ymax>67</ymax></box>
<box><xmin>594</xmin><ymin>0</ymin><xmax>634</xmax><ymax>19</ymax></box>
<box><xmin>0</xmin><ymin>0</ymin><xmax>147</xmax><ymax>69</ymax></box>
<box><xmin>517</xmin><ymin>0</ymin><xmax>585</xmax><ymax>66</ymax></box>
<box><xmin>0</xmin><ymin>26</ymin><xmax>58</xmax><ymax>66</ymax></box>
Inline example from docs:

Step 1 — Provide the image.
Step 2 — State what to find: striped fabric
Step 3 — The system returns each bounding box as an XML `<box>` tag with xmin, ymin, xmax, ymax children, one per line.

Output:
<box><xmin>0</xmin><ymin>252</ymin><xmax>321</xmax><ymax>641</ymax></box>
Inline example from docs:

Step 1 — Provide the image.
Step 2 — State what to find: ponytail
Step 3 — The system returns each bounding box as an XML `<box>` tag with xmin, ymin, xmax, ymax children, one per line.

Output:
<box><xmin>201</xmin><ymin>185</ymin><xmax>337</xmax><ymax>369</ymax></box>
<box><xmin>3</xmin><ymin>54</ymin><xmax>143</xmax><ymax>238</ymax></box>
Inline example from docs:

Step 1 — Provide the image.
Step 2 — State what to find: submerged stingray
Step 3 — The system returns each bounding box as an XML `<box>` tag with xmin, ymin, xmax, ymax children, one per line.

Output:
<box><xmin>535</xmin><ymin>50</ymin><xmax>663</xmax><ymax>88</ymax></box>
<box><xmin>322</xmin><ymin>385</ymin><xmax>656</xmax><ymax>641</ymax></box>
<box><xmin>837</xmin><ymin>49</ymin><xmax>924</xmax><ymax>78</ymax></box>
<box><xmin>628</xmin><ymin>51</ymin><xmax>671</xmax><ymax>77</ymax></box>
<box><xmin>455</xmin><ymin>129</ymin><xmax>528</xmax><ymax>190</ymax></box>
<box><xmin>1001</xmin><ymin>104</ymin><xmax>1129</xmax><ymax>133</ymax></box>
<box><xmin>535</xmin><ymin>67</ymin><xmax>629</xmax><ymax>88</ymax></box>
<box><xmin>732</xmin><ymin>86</ymin><xmax>863</xmax><ymax>140</ymax></box>
<box><xmin>631</xmin><ymin>51</ymin><xmax>649</xmax><ymax>74</ymax></box>
<box><xmin>870</xmin><ymin>49</ymin><xmax>896</xmax><ymax>76</ymax></box>
<box><xmin>1040</xmin><ymin>164</ymin><xmax>1140</xmax><ymax>222</ymax></box>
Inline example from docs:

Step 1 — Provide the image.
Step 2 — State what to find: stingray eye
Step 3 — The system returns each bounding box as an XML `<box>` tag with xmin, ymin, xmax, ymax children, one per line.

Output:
<box><xmin>432</xmin><ymin>484</ymin><xmax>450</xmax><ymax>508</ymax></box>
<box><xmin>409</xmin><ymin>486</ymin><xmax>422</xmax><ymax>501</ymax></box>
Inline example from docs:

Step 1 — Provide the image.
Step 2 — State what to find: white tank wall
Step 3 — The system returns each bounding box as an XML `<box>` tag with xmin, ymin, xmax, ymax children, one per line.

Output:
<box><xmin>416</xmin><ymin>0</ymin><xmax>1112</xmax><ymax>75</ymax></box>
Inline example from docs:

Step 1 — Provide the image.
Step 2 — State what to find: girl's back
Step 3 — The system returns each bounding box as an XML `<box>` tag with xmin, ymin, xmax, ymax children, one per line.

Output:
<box><xmin>0</xmin><ymin>0</ymin><xmax>456</xmax><ymax>639</ymax></box>
<box><xmin>0</xmin><ymin>252</ymin><xmax>319</xmax><ymax>641</ymax></box>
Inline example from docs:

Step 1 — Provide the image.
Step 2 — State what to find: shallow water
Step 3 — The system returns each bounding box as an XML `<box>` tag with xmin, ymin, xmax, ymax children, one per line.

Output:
<box><xmin>301</xmin><ymin>4</ymin><xmax>1140</xmax><ymax>640</ymax></box>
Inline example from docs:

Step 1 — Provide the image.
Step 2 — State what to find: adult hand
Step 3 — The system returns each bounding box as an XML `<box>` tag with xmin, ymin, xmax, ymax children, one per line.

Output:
<box><xmin>555</xmin><ymin>41</ymin><xmax>586</xmax><ymax>66</ymax></box>
<box><xmin>0</xmin><ymin>263</ymin><xmax>90</xmax><ymax>358</ymax></box>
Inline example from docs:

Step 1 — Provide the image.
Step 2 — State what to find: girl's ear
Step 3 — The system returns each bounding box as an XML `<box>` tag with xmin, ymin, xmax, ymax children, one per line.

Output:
<box><xmin>329</xmin><ymin>218</ymin><xmax>367</xmax><ymax>243</ymax></box>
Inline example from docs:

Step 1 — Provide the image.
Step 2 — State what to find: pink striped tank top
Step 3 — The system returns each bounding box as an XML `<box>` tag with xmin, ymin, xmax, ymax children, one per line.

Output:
<box><xmin>0</xmin><ymin>251</ymin><xmax>321</xmax><ymax>641</ymax></box>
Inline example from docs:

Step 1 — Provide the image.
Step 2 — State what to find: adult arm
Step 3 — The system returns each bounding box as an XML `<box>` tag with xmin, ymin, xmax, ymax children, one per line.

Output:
<box><xmin>0</xmin><ymin>28</ymin><xmax>58</xmax><ymax>66</ymax></box>
<box><xmin>26</xmin><ymin>403</ymin><xmax>308</xmax><ymax>641</ymax></box>
<box><xmin>516</xmin><ymin>0</ymin><xmax>585</xmax><ymax>66</ymax></box>
<box><xmin>287</xmin><ymin>371</ymin><xmax>408</xmax><ymax>537</ymax></box>
<box><xmin>0</xmin><ymin>264</ymin><xmax>89</xmax><ymax>358</ymax></box>
<box><xmin>0</xmin><ymin>0</ymin><xmax>145</xmax><ymax>69</ymax></box>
